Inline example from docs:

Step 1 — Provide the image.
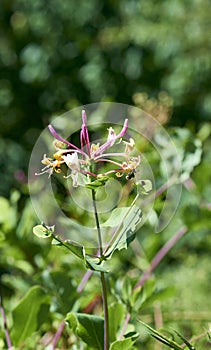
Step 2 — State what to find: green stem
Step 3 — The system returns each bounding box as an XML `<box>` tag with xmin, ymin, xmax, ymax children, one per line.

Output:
<box><xmin>92</xmin><ymin>189</ymin><xmax>109</xmax><ymax>350</ymax></box>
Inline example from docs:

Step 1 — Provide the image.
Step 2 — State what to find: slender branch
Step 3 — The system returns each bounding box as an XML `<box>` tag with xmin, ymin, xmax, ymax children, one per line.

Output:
<box><xmin>0</xmin><ymin>291</ymin><xmax>12</xmax><ymax>349</ymax></box>
<box><xmin>134</xmin><ymin>226</ymin><xmax>188</xmax><ymax>290</ymax></box>
<box><xmin>51</xmin><ymin>320</ymin><xmax>66</xmax><ymax>349</ymax></box>
<box><xmin>92</xmin><ymin>190</ymin><xmax>103</xmax><ymax>256</ymax></box>
<box><xmin>77</xmin><ymin>270</ymin><xmax>93</xmax><ymax>293</ymax></box>
<box><xmin>92</xmin><ymin>189</ymin><xmax>109</xmax><ymax>350</ymax></box>
<box><xmin>100</xmin><ymin>272</ymin><xmax>109</xmax><ymax>350</ymax></box>
<box><xmin>119</xmin><ymin>312</ymin><xmax>131</xmax><ymax>340</ymax></box>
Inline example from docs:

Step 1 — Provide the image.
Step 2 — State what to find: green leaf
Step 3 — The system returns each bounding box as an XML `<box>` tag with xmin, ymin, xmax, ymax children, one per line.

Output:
<box><xmin>85</xmin><ymin>176</ymin><xmax>110</xmax><ymax>189</ymax></box>
<box><xmin>138</xmin><ymin>279</ymin><xmax>156</xmax><ymax>306</ymax></box>
<box><xmin>52</xmin><ymin>237</ymin><xmax>108</xmax><ymax>272</ymax></box>
<box><xmin>45</xmin><ymin>269</ymin><xmax>77</xmax><ymax>314</ymax></box>
<box><xmin>121</xmin><ymin>276</ymin><xmax>133</xmax><ymax>305</ymax></box>
<box><xmin>85</xmin><ymin>255</ymin><xmax>108</xmax><ymax>272</ymax></box>
<box><xmin>174</xmin><ymin>330</ymin><xmax>195</xmax><ymax>350</ymax></box>
<box><xmin>17</xmin><ymin>201</ymin><xmax>36</xmax><ymax>238</ymax></box>
<box><xmin>54</xmin><ymin>238</ymin><xmax>86</xmax><ymax>260</ymax></box>
<box><xmin>140</xmin><ymin>322</ymin><xmax>183</xmax><ymax>350</ymax></box>
<box><xmin>66</xmin><ymin>312</ymin><xmax>104</xmax><ymax>349</ymax></box>
<box><xmin>110</xmin><ymin>332</ymin><xmax>139</xmax><ymax>350</ymax></box>
<box><xmin>33</xmin><ymin>224</ymin><xmax>52</xmax><ymax>238</ymax></box>
<box><xmin>109</xmin><ymin>302</ymin><xmax>126</xmax><ymax>342</ymax></box>
<box><xmin>0</xmin><ymin>196</ymin><xmax>17</xmax><ymax>231</ymax></box>
<box><xmin>104</xmin><ymin>205</ymin><xmax>142</xmax><ymax>259</ymax></box>
<box><xmin>101</xmin><ymin>208</ymin><xmax>131</xmax><ymax>227</ymax></box>
<box><xmin>11</xmin><ymin>286</ymin><xmax>50</xmax><ymax>346</ymax></box>
<box><xmin>172</xmin><ymin>128</ymin><xmax>202</xmax><ymax>181</ymax></box>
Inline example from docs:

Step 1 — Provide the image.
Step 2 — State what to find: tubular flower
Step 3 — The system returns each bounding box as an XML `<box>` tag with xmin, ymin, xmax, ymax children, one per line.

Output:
<box><xmin>36</xmin><ymin>110</ymin><xmax>140</xmax><ymax>187</ymax></box>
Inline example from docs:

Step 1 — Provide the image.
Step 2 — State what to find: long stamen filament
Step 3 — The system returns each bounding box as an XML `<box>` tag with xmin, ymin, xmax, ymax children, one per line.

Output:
<box><xmin>94</xmin><ymin>152</ymin><xmax>126</xmax><ymax>160</ymax></box>
<box><xmin>95</xmin><ymin>158</ymin><xmax>123</xmax><ymax>167</ymax></box>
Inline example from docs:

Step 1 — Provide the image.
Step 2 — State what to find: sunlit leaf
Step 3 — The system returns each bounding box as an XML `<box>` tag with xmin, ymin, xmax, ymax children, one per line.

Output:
<box><xmin>109</xmin><ymin>302</ymin><xmax>126</xmax><ymax>342</ymax></box>
<box><xmin>52</xmin><ymin>237</ymin><xmax>108</xmax><ymax>272</ymax></box>
<box><xmin>33</xmin><ymin>224</ymin><xmax>53</xmax><ymax>238</ymax></box>
<box><xmin>140</xmin><ymin>321</ymin><xmax>184</xmax><ymax>349</ymax></box>
<box><xmin>66</xmin><ymin>312</ymin><xmax>104</xmax><ymax>349</ymax></box>
<box><xmin>85</xmin><ymin>255</ymin><xmax>108</xmax><ymax>272</ymax></box>
<box><xmin>52</xmin><ymin>238</ymin><xmax>86</xmax><ymax>259</ymax></box>
<box><xmin>11</xmin><ymin>286</ymin><xmax>50</xmax><ymax>346</ymax></box>
<box><xmin>104</xmin><ymin>205</ymin><xmax>142</xmax><ymax>259</ymax></box>
<box><xmin>110</xmin><ymin>332</ymin><xmax>139</xmax><ymax>350</ymax></box>
<box><xmin>101</xmin><ymin>207</ymin><xmax>131</xmax><ymax>227</ymax></box>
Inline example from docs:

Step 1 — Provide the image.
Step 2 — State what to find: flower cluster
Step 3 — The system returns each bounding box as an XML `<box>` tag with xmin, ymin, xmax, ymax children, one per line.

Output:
<box><xmin>36</xmin><ymin>110</ymin><xmax>140</xmax><ymax>187</ymax></box>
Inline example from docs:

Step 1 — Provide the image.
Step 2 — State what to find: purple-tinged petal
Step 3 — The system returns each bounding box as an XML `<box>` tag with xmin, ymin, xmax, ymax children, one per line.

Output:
<box><xmin>48</xmin><ymin>125</ymin><xmax>82</xmax><ymax>153</ymax></box>
<box><xmin>80</xmin><ymin>110</ymin><xmax>91</xmax><ymax>156</ymax></box>
<box><xmin>93</xmin><ymin>119</ymin><xmax>128</xmax><ymax>157</ymax></box>
<box><xmin>82</xmin><ymin>109</ymin><xmax>87</xmax><ymax>125</ymax></box>
<box><xmin>117</xmin><ymin>118</ymin><xmax>128</xmax><ymax>138</ymax></box>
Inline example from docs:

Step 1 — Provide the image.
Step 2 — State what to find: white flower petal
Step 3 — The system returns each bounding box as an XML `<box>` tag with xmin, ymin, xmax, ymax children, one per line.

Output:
<box><xmin>63</xmin><ymin>152</ymin><xmax>80</xmax><ymax>171</ymax></box>
<box><xmin>63</xmin><ymin>152</ymin><xmax>80</xmax><ymax>187</ymax></box>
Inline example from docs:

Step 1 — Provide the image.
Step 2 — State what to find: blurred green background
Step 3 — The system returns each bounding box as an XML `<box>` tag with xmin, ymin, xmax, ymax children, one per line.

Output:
<box><xmin>0</xmin><ymin>0</ymin><xmax>211</xmax><ymax>348</ymax></box>
<box><xmin>1</xmin><ymin>0</ymin><xmax>211</xmax><ymax>196</ymax></box>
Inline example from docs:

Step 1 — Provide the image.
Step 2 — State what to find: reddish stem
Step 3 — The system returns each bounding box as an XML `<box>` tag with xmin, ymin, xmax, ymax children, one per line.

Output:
<box><xmin>52</xmin><ymin>320</ymin><xmax>66</xmax><ymax>349</ymax></box>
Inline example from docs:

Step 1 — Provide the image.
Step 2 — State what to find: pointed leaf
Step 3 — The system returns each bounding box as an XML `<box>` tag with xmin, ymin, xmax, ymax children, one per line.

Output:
<box><xmin>109</xmin><ymin>302</ymin><xmax>126</xmax><ymax>342</ymax></box>
<box><xmin>11</xmin><ymin>286</ymin><xmax>50</xmax><ymax>346</ymax></box>
<box><xmin>110</xmin><ymin>332</ymin><xmax>139</xmax><ymax>350</ymax></box>
<box><xmin>140</xmin><ymin>322</ymin><xmax>183</xmax><ymax>350</ymax></box>
<box><xmin>52</xmin><ymin>237</ymin><xmax>86</xmax><ymax>261</ymax></box>
<box><xmin>66</xmin><ymin>312</ymin><xmax>104</xmax><ymax>349</ymax></box>
<box><xmin>52</xmin><ymin>236</ymin><xmax>108</xmax><ymax>272</ymax></box>
<box><xmin>62</xmin><ymin>240</ymin><xmax>86</xmax><ymax>260</ymax></box>
<box><xmin>101</xmin><ymin>208</ymin><xmax>131</xmax><ymax>228</ymax></box>
<box><xmin>105</xmin><ymin>205</ymin><xmax>142</xmax><ymax>259</ymax></box>
<box><xmin>174</xmin><ymin>330</ymin><xmax>195</xmax><ymax>350</ymax></box>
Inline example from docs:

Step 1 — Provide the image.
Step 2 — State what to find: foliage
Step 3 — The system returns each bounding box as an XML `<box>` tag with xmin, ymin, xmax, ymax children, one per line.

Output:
<box><xmin>0</xmin><ymin>1</ymin><xmax>211</xmax><ymax>348</ymax></box>
<box><xmin>1</xmin><ymin>0</ymin><xmax>211</xmax><ymax>156</ymax></box>
<box><xmin>0</xmin><ymin>121</ymin><xmax>211</xmax><ymax>349</ymax></box>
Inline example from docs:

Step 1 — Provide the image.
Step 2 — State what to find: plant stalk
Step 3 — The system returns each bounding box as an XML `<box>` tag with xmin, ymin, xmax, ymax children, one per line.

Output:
<box><xmin>92</xmin><ymin>189</ymin><xmax>109</xmax><ymax>350</ymax></box>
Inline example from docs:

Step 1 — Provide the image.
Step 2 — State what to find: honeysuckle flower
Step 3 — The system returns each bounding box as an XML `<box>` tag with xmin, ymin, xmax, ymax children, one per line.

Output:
<box><xmin>36</xmin><ymin>110</ymin><xmax>140</xmax><ymax>187</ymax></box>
<box><xmin>62</xmin><ymin>152</ymin><xmax>80</xmax><ymax>187</ymax></box>
<box><xmin>35</xmin><ymin>153</ymin><xmax>63</xmax><ymax>178</ymax></box>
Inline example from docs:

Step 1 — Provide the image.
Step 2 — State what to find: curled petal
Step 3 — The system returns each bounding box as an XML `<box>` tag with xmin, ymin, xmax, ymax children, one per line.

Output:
<box><xmin>107</xmin><ymin>127</ymin><xmax>116</xmax><ymax>144</ymax></box>
<box><xmin>82</xmin><ymin>109</ymin><xmax>88</xmax><ymax>125</ymax></box>
<box><xmin>116</xmin><ymin>119</ymin><xmax>128</xmax><ymax>138</ymax></box>
<box><xmin>48</xmin><ymin>125</ymin><xmax>81</xmax><ymax>152</ymax></box>
<box><xmin>123</xmin><ymin>138</ymin><xmax>135</xmax><ymax>156</ymax></box>
<box><xmin>93</xmin><ymin>119</ymin><xmax>128</xmax><ymax>157</ymax></box>
<box><xmin>80</xmin><ymin>110</ymin><xmax>91</xmax><ymax>156</ymax></box>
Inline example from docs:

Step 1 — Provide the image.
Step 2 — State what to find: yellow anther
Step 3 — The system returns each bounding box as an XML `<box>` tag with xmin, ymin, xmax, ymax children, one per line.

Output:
<box><xmin>91</xmin><ymin>143</ymin><xmax>100</xmax><ymax>152</ymax></box>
